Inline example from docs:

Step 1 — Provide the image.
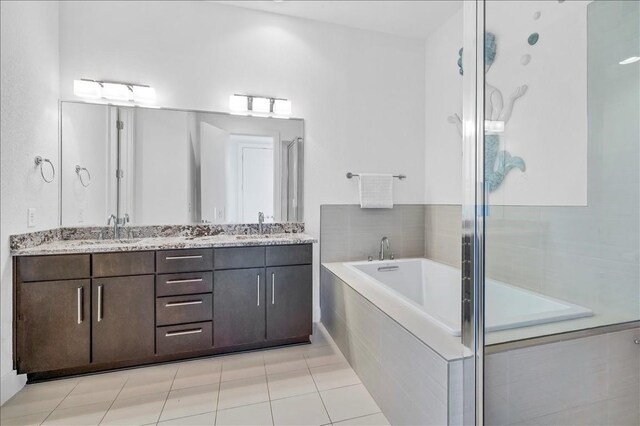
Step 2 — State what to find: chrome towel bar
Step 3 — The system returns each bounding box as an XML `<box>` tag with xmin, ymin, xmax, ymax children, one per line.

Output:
<box><xmin>346</xmin><ymin>172</ymin><xmax>406</xmax><ymax>180</ymax></box>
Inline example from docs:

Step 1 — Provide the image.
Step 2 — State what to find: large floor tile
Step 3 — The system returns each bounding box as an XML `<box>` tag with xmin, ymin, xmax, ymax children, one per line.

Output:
<box><xmin>117</xmin><ymin>368</ymin><xmax>175</xmax><ymax>399</ymax></box>
<box><xmin>220</xmin><ymin>353</ymin><xmax>266</xmax><ymax>383</ymax></box>
<box><xmin>309</xmin><ymin>362</ymin><xmax>360</xmax><ymax>391</ymax></box>
<box><xmin>160</xmin><ymin>384</ymin><xmax>219</xmax><ymax>422</ymax></box>
<box><xmin>0</xmin><ymin>411</ymin><xmax>51</xmax><ymax>426</ymax></box>
<box><xmin>0</xmin><ymin>380</ymin><xmax>77</xmax><ymax>420</ymax></box>
<box><xmin>271</xmin><ymin>393</ymin><xmax>330</xmax><ymax>426</ymax></box>
<box><xmin>304</xmin><ymin>345</ymin><xmax>346</xmax><ymax>368</ymax></box>
<box><xmin>158</xmin><ymin>411</ymin><xmax>216</xmax><ymax>425</ymax></box>
<box><xmin>333</xmin><ymin>412</ymin><xmax>389</xmax><ymax>425</ymax></box>
<box><xmin>100</xmin><ymin>391</ymin><xmax>168</xmax><ymax>425</ymax></box>
<box><xmin>42</xmin><ymin>400</ymin><xmax>111</xmax><ymax>425</ymax></box>
<box><xmin>217</xmin><ymin>376</ymin><xmax>269</xmax><ymax>410</ymax></box>
<box><xmin>58</xmin><ymin>374</ymin><xmax>127</xmax><ymax>409</ymax></box>
<box><xmin>215</xmin><ymin>402</ymin><xmax>273</xmax><ymax>426</ymax></box>
<box><xmin>320</xmin><ymin>384</ymin><xmax>380</xmax><ymax>423</ymax></box>
<box><xmin>267</xmin><ymin>369</ymin><xmax>317</xmax><ymax>400</ymax></box>
<box><xmin>263</xmin><ymin>347</ymin><xmax>308</xmax><ymax>375</ymax></box>
<box><xmin>172</xmin><ymin>359</ymin><xmax>222</xmax><ymax>390</ymax></box>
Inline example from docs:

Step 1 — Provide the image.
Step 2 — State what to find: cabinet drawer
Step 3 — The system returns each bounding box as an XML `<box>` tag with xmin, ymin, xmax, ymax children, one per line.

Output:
<box><xmin>156</xmin><ymin>272</ymin><xmax>213</xmax><ymax>297</ymax></box>
<box><xmin>156</xmin><ymin>321</ymin><xmax>213</xmax><ymax>355</ymax></box>
<box><xmin>156</xmin><ymin>249</ymin><xmax>213</xmax><ymax>273</ymax></box>
<box><xmin>214</xmin><ymin>247</ymin><xmax>264</xmax><ymax>270</ymax></box>
<box><xmin>93</xmin><ymin>252</ymin><xmax>155</xmax><ymax>277</ymax></box>
<box><xmin>156</xmin><ymin>294</ymin><xmax>212</xmax><ymax>326</ymax></box>
<box><xmin>266</xmin><ymin>244</ymin><xmax>312</xmax><ymax>266</ymax></box>
<box><xmin>17</xmin><ymin>255</ymin><xmax>90</xmax><ymax>282</ymax></box>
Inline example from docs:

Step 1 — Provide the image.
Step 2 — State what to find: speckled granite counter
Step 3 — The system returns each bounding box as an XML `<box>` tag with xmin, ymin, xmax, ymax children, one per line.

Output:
<box><xmin>10</xmin><ymin>223</ymin><xmax>315</xmax><ymax>256</ymax></box>
<box><xmin>11</xmin><ymin>233</ymin><xmax>317</xmax><ymax>256</ymax></box>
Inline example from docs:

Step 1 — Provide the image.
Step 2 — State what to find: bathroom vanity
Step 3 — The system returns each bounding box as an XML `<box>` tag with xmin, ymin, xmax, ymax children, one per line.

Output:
<box><xmin>12</xmin><ymin>233</ymin><xmax>314</xmax><ymax>381</ymax></box>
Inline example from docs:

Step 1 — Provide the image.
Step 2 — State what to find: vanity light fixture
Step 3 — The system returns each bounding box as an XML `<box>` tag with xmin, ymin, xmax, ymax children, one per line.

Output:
<box><xmin>228</xmin><ymin>94</ymin><xmax>292</xmax><ymax>117</ymax></box>
<box><xmin>73</xmin><ymin>79</ymin><xmax>156</xmax><ymax>103</ymax></box>
<box><xmin>619</xmin><ymin>56</ymin><xmax>640</xmax><ymax>65</ymax></box>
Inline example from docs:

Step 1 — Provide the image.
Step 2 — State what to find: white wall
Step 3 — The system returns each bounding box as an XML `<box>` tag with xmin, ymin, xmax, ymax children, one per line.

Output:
<box><xmin>0</xmin><ymin>1</ymin><xmax>60</xmax><ymax>403</ymax></box>
<box><xmin>59</xmin><ymin>1</ymin><xmax>427</xmax><ymax>321</ymax></box>
<box><xmin>425</xmin><ymin>1</ymin><xmax>589</xmax><ymax>206</ymax></box>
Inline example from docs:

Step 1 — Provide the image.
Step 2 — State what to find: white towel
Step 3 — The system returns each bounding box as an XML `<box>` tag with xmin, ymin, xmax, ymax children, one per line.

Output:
<box><xmin>358</xmin><ymin>173</ymin><xmax>394</xmax><ymax>209</ymax></box>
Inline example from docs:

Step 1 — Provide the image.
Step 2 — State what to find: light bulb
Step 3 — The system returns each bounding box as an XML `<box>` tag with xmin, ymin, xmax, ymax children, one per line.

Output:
<box><xmin>132</xmin><ymin>86</ymin><xmax>156</xmax><ymax>103</ymax></box>
<box><xmin>273</xmin><ymin>99</ymin><xmax>292</xmax><ymax>116</ymax></box>
<box><xmin>251</xmin><ymin>97</ymin><xmax>270</xmax><ymax>113</ymax></box>
<box><xmin>229</xmin><ymin>95</ymin><xmax>249</xmax><ymax>112</ymax></box>
<box><xmin>102</xmin><ymin>83</ymin><xmax>132</xmax><ymax>101</ymax></box>
<box><xmin>73</xmin><ymin>80</ymin><xmax>102</xmax><ymax>99</ymax></box>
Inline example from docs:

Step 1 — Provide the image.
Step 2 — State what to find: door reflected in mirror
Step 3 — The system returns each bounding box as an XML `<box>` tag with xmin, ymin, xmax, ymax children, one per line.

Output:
<box><xmin>60</xmin><ymin>102</ymin><xmax>304</xmax><ymax>226</ymax></box>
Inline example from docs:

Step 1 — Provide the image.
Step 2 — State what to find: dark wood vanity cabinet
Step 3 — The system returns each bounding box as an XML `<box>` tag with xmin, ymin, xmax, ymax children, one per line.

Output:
<box><xmin>214</xmin><ymin>268</ymin><xmax>266</xmax><ymax>347</ymax></box>
<box><xmin>16</xmin><ymin>279</ymin><xmax>91</xmax><ymax>373</ymax></box>
<box><xmin>14</xmin><ymin>243</ymin><xmax>312</xmax><ymax>379</ymax></box>
<box><xmin>92</xmin><ymin>276</ymin><xmax>155</xmax><ymax>364</ymax></box>
<box><xmin>266</xmin><ymin>265</ymin><xmax>313</xmax><ymax>341</ymax></box>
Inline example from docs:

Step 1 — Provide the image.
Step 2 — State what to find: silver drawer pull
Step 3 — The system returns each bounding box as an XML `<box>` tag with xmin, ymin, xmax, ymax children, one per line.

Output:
<box><xmin>166</xmin><ymin>328</ymin><xmax>203</xmax><ymax>337</ymax></box>
<box><xmin>166</xmin><ymin>278</ymin><xmax>204</xmax><ymax>284</ymax></box>
<box><xmin>271</xmin><ymin>273</ymin><xmax>275</xmax><ymax>305</ymax></box>
<box><xmin>165</xmin><ymin>300</ymin><xmax>203</xmax><ymax>307</ymax></box>
<box><xmin>97</xmin><ymin>284</ymin><xmax>104</xmax><ymax>322</ymax></box>
<box><xmin>166</xmin><ymin>255</ymin><xmax>203</xmax><ymax>260</ymax></box>
<box><xmin>257</xmin><ymin>274</ymin><xmax>260</xmax><ymax>307</ymax></box>
<box><xmin>77</xmin><ymin>287</ymin><xmax>83</xmax><ymax>324</ymax></box>
<box><xmin>378</xmin><ymin>265</ymin><xmax>399</xmax><ymax>272</ymax></box>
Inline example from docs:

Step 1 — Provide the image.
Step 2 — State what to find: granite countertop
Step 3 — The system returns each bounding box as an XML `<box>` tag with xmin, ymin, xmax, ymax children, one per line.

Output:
<box><xmin>12</xmin><ymin>233</ymin><xmax>317</xmax><ymax>256</ymax></box>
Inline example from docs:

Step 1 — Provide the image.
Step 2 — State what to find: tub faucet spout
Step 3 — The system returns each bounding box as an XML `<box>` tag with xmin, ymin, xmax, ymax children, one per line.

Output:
<box><xmin>379</xmin><ymin>237</ymin><xmax>390</xmax><ymax>261</ymax></box>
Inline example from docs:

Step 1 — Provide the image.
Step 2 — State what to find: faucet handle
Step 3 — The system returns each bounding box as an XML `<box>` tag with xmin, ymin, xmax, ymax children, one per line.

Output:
<box><xmin>107</xmin><ymin>214</ymin><xmax>116</xmax><ymax>225</ymax></box>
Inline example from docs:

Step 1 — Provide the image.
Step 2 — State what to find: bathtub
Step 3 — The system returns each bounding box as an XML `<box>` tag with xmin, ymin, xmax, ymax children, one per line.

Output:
<box><xmin>344</xmin><ymin>258</ymin><xmax>593</xmax><ymax>336</ymax></box>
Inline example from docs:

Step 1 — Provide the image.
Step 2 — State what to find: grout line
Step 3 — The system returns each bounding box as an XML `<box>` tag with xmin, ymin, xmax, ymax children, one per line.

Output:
<box><xmin>307</xmin><ymin>357</ymin><xmax>332</xmax><ymax>423</ymax></box>
<box><xmin>156</xmin><ymin>367</ymin><xmax>180</xmax><ymax>424</ymax></box>
<box><xmin>37</xmin><ymin>379</ymin><xmax>82</xmax><ymax>425</ymax></box>
<box><xmin>97</xmin><ymin>376</ymin><xmax>130</xmax><ymax>425</ymax></box>
<box><xmin>332</xmin><ymin>411</ymin><xmax>385</xmax><ymax>425</ymax></box>
<box><xmin>261</xmin><ymin>355</ymin><xmax>275</xmax><ymax>426</ymax></box>
<box><xmin>213</xmin><ymin>359</ymin><xmax>223</xmax><ymax>426</ymax></box>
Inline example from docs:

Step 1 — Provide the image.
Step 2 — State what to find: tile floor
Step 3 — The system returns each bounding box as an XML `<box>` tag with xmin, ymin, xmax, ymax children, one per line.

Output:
<box><xmin>0</xmin><ymin>324</ymin><xmax>389</xmax><ymax>426</ymax></box>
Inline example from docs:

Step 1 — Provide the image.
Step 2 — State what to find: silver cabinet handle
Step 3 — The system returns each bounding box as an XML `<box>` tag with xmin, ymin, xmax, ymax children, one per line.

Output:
<box><xmin>166</xmin><ymin>278</ymin><xmax>203</xmax><ymax>284</ymax></box>
<box><xmin>97</xmin><ymin>285</ymin><xmax>104</xmax><ymax>322</ymax></box>
<box><xmin>257</xmin><ymin>274</ymin><xmax>260</xmax><ymax>306</ymax></box>
<box><xmin>165</xmin><ymin>328</ymin><xmax>202</xmax><ymax>337</ymax></box>
<box><xmin>165</xmin><ymin>300</ymin><xmax>203</xmax><ymax>307</ymax></box>
<box><xmin>271</xmin><ymin>273</ymin><xmax>275</xmax><ymax>305</ymax></box>
<box><xmin>166</xmin><ymin>255</ymin><xmax>203</xmax><ymax>260</ymax></box>
<box><xmin>77</xmin><ymin>287</ymin><xmax>83</xmax><ymax>324</ymax></box>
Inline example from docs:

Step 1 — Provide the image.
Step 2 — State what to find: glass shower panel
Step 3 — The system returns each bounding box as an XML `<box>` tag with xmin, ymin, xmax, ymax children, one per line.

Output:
<box><xmin>482</xmin><ymin>1</ymin><xmax>639</xmax><ymax>425</ymax></box>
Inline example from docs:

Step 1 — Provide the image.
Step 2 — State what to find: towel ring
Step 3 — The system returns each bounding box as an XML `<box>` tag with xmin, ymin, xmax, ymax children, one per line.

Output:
<box><xmin>34</xmin><ymin>156</ymin><xmax>55</xmax><ymax>183</ymax></box>
<box><xmin>75</xmin><ymin>165</ymin><xmax>91</xmax><ymax>187</ymax></box>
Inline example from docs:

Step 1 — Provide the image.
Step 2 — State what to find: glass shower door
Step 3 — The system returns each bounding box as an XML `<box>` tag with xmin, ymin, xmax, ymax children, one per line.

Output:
<box><xmin>479</xmin><ymin>1</ymin><xmax>640</xmax><ymax>425</ymax></box>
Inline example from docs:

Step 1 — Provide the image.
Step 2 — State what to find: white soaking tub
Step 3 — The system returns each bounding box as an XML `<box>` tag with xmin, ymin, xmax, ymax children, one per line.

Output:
<box><xmin>344</xmin><ymin>258</ymin><xmax>593</xmax><ymax>336</ymax></box>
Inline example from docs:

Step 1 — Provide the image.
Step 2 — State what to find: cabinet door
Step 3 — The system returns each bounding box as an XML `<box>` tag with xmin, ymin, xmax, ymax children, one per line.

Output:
<box><xmin>214</xmin><ymin>268</ymin><xmax>265</xmax><ymax>347</ymax></box>
<box><xmin>92</xmin><ymin>276</ymin><xmax>155</xmax><ymax>364</ymax></box>
<box><xmin>266</xmin><ymin>265</ymin><xmax>312</xmax><ymax>341</ymax></box>
<box><xmin>16</xmin><ymin>280</ymin><xmax>90</xmax><ymax>373</ymax></box>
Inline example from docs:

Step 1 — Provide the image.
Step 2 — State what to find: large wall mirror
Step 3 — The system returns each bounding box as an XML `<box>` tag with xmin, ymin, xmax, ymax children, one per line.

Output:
<box><xmin>60</xmin><ymin>101</ymin><xmax>304</xmax><ymax>226</ymax></box>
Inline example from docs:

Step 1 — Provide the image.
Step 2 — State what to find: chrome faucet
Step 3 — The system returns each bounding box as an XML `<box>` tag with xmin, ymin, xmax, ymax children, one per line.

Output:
<box><xmin>258</xmin><ymin>211</ymin><xmax>265</xmax><ymax>235</ymax></box>
<box><xmin>107</xmin><ymin>213</ymin><xmax>130</xmax><ymax>239</ymax></box>
<box><xmin>379</xmin><ymin>236</ymin><xmax>391</xmax><ymax>261</ymax></box>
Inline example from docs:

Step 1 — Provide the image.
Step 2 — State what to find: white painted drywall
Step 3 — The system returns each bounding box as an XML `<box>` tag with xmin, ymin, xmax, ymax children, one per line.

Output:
<box><xmin>0</xmin><ymin>0</ymin><xmax>60</xmax><ymax>403</ymax></box>
<box><xmin>425</xmin><ymin>1</ymin><xmax>589</xmax><ymax>206</ymax></box>
<box><xmin>59</xmin><ymin>1</ymin><xmax>427</xmax><ymax>321</ymax></box>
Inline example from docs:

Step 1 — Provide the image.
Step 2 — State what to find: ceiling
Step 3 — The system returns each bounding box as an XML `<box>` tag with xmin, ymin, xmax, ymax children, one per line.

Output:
<box><xmin>215</xmin><ymin>1</ymin><xmax>462</xmax><ymax>39</ymax></box>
